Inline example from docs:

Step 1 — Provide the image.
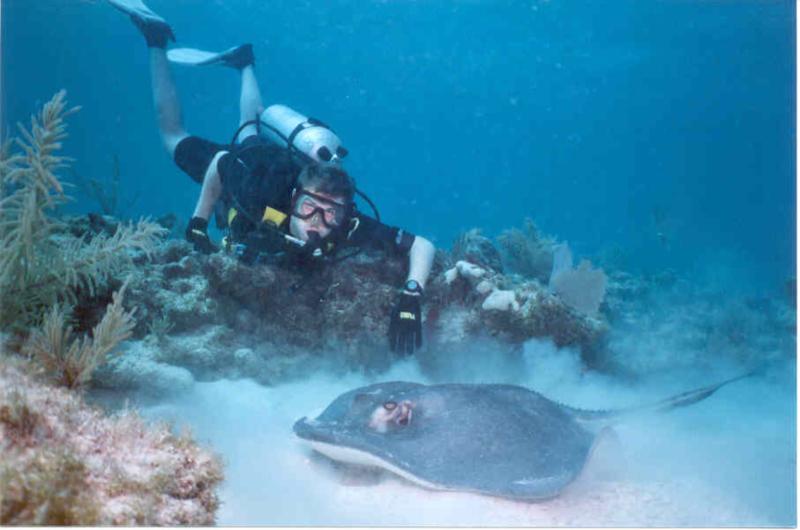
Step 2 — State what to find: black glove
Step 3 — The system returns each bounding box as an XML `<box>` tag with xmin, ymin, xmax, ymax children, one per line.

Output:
<box><xmin>185</xmin><ymin>217</ymin><xmax>218</xmax><ymax>254</ymax></box>
<box><xmin>389</xmin><ymin>290</ymin><xmax>423</xmax><ymax>355</ymax></box>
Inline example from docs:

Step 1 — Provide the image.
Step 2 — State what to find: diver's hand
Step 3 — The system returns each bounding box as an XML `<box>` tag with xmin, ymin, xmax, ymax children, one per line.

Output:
<box><xmin>185</xmin><ymin>216</ymin><xmax>218</xmax><ymax>254</ymax></box>
<box><xmin>389</xmin><ymin>289</ymin><xmax>423</xmax><ymax>355</ymax></box>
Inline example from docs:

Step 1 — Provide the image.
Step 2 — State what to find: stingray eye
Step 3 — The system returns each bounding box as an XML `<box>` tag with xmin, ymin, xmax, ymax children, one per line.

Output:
<box><xmin>383</xmin><ymin>401</ymin><xmax>397</xmax><ymax>411</ymax></box>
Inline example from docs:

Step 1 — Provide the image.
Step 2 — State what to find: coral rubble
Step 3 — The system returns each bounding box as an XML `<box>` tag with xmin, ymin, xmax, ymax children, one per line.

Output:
<box><xmin>0</xmin><ymin>93</ymin><xmax>224</xmax><ymax>525</ymax></box>
<box><xmin>0</xmin><ymin>355</ymin><xmax>223</xmax><ymax>525</ymax></box>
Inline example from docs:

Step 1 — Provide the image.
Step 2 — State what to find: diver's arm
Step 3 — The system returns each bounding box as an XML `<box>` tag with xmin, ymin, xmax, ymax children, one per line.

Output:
<box><xmin>185</xmin><ymin>152</ymin><xmax>227</xmax><ymax>254</ymax></box>
<box><xmin>192</xmin><ymin>151</ymin><xmax>227</xmax><ymax>219</ymax></box>
<box><xmin>389</xmin><ymin>235</ymin><xmax>434</xmax><ymax>354</ymax></box>
<box><xmin>406</xmin><ymin>236</ymin><xmax>435</xmax><ymax>289</ymax></box>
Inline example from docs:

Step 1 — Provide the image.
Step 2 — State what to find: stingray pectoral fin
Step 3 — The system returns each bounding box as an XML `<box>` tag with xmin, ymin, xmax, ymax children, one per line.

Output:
<box><xmin>305</xmin><ymin>439</ymin><xmax>570</xmax><ymax>501</ymax></box>
<box><xmin>507</xmin><ymin>472</ymin><xmax>578</xmax><ymax>501</ymax></box>
<box><xmin>306</xmin><ymin>440</ymin><xmax>447</xmax><ymax>492</ymax></box>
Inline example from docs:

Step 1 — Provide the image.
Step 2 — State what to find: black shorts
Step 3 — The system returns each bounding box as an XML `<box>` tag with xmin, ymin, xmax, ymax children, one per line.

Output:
<box><xmin>173</xmin><ymin>136</ymin><xmax>228</xmax><ymax>184</ymax></box>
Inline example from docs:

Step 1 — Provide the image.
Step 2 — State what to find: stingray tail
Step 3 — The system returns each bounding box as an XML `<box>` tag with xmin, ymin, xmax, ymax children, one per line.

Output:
<box><xmin>568</xmin><ymin>370</ymin><xmax>756</xmax><ymax>425</ymax></box>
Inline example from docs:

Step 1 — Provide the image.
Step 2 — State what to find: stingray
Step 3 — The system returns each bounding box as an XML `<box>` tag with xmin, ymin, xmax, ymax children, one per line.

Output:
<box><xmin>293</xmin><ymin>374</ymin><xmax>750</xmax><ymax>501</ymax></box>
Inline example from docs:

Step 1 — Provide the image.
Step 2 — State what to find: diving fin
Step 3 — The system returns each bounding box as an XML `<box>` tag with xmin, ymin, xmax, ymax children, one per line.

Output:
<box><xmin>167</xmin><ymin>44</ymin><xmax>254</xmax><ymax>70</ymax></box>
<box><xmin>107</xmin><ymin>0</ymin><xmax>175</xmax><ymax>47</ymax></box>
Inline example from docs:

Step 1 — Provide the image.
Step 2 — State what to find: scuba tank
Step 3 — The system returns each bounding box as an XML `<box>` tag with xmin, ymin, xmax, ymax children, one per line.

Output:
<box><xmin>259</xmin><ymin>104</ymin><xmax>347</xmax><ymax>164</ymax></box>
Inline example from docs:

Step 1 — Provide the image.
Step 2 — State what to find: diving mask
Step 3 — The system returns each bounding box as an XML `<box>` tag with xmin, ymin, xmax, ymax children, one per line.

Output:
<box><xmin>291</xmin><ymin>189</ymin><xmax>351</xmax><ymax>229</ymax></box>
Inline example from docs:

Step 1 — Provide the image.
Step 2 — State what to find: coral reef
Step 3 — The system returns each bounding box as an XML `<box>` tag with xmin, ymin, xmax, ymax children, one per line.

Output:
<box><xmin>0</xmin><ymin>94</ymin><xmax>224</xmax><ymax>525</ymax></box>
<box><xmin>0</xmin><ymin>91</ymin><xmax>166</xmax><ymax>333</ymax></box>
<box><xmin>0</xmin><ymin>355</ymin><xmax>223</xmax><ymax>525</ymax></box>
<box><xmin>93</xmin><ymin>338</ymin><xmax>195</xmax><ymax>397</ymax></box>
<box><xmin>435</xmin><ymin>259</ymin><xmax>606</xmax><ymax>353</ymax></box>
<box><xmin>25</xmin><ymin>282</ymin><xmax>135</xmax><ymax>389</ymax></box>
<box><xmin>0</xmin><ymin>91</ymin><xmax>167</xmax><ymax>388</ymax></box>
<box><xmin>84</xmin><ymin>228</ymin><xmax>607</xmax><ymax>389</ymax></box>
<box><xmin>548</xmin><ymin>243</ymin><xmax>608</xmax><ymax>317</ymax></box>
<box><xmin>594</xmin><ymin>270</ymin><xmax>796</xmax><ymax>375</ymax></box>
<box><xmin>0</xmin><ymin>93</ymin><xmax>604</xmax><ymax>391</ymax></box>
<box><xmin>451</xmin><ymin>228</ymin><xmax>504</xmax><ymax>273</ymax></box>
<box><xmin>117</xmin><ymin>242</ymin><xmax>426</xmax><ymax>381</ymax></box>
<box><xmin>496</xmin><ymin>218</ymin><xmax>556</xmax><ymax>282</ymax></box>
<box><xmin>482</xmin><ymin>289</ymin><xmax>519</xmax><ymax>312</ymax></box>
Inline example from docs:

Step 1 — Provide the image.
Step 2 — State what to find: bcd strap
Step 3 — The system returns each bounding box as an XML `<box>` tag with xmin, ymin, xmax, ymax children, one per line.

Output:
<box><xmin>286</xmin><ymin>122</ymin><xmax>311</xmax><ymax>153</ymax></box>
<box><xmin>286</xmin><ymin>118</ymin><xmax>333</xmax><ymax>154</ymax></box>
<box><xmin>346</xmin><ymin>217</ymin><xmax>360</xmax><ymax>240</ymax></box>
<box><xmin>228</xmin><ymin>206</ymin><xmax>287</xmax><ymax>228</ymax></box>
<box><xmin>262</xmin><ymin>206</ymin><xmax>287</xmax><ymax>227</ymax></box>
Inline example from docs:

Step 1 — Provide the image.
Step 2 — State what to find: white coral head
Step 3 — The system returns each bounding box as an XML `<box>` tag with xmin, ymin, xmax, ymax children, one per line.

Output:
<box><xmin>456</xmin><ymin>260</ymin><xmax>486</xmax><ymax>280</ymax></box>
<box><xmin>476</xmin><ymin>280</ymin><xmax>495</xmax><ymax>295</ymax></box>
<box><xmin>482</xmin><ymin>289</ymin><xmax>520</xmax><ymax>312</ymax></box>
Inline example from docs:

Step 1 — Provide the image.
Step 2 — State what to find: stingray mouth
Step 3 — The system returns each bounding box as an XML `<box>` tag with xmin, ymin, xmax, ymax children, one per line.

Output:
<box><xmin>293</xmin><ymin>417</ymin><xmax>352</xmax><ymax>447</ymax></box>
<box><xmin>293</xmin><ymin>417</ymin><xmax>390</xmax><ymax>469</ymax></box>
<box><xmin>293</xmin><ymin>417</ymin><xmax>395</xmax><ymax>464</ymax></box>
<box><xmin>293</xmin><ymin>417</ymin><xmax>327</xmax><ymax>441</ymax></box>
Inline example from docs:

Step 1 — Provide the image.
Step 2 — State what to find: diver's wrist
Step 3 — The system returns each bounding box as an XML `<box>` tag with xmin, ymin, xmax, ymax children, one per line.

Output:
<box><xmin>402</xmin><ymin>279</ymin><xmax>424</xmax><ymax>296</ymax></box>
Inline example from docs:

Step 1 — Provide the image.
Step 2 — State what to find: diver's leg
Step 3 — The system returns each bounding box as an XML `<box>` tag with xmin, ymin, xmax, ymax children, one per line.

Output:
<box><xmin>108</xmin><ymin>0</ymin><xmax>186</xmax><ymax>154</ymax></box>
<box><xmin>160</xmin><ymin>42</ymin><xmax>258</xmax><ymax>141</ymax></box>
<box><xmin>149</xmin><ymin>48</ymin><xmax>189</xmax><ymax>155</ymax></box>
<box><xmin>236</xmin><ymin>63</ymin><xmax>264</xmax><ymax>142</ymax></box>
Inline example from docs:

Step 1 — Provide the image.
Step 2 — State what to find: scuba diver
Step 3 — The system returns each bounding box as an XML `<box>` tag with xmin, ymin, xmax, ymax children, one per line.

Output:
<box><xmin>107</xmin><ymin>0</ymin><xmax>435</xmax><ymax>355</ymax></box>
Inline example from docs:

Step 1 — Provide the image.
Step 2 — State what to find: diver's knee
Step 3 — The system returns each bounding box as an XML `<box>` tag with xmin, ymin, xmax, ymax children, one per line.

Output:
<box><xmin>162</xmin><ymin>132</ymin><xmax>189</xmax><ymax>157</ymax></box>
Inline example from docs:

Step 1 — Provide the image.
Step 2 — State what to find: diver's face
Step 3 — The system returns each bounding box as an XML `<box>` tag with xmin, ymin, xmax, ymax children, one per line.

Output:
<box><xmin>289</xmin><ymin>187</ymin><xmax>347</xmax><ymax>241</ymax></box>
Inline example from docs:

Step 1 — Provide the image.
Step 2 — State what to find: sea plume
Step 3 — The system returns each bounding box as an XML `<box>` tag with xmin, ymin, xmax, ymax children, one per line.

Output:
<box><xmin>25</xmin><ymin>281</ymin><xmax>136</xmax><ymax>389</ymax></box>
<box><xmin>0</xmin><ymin>91</ymin><xmax>166</xmax><ymax>332</ymax></box>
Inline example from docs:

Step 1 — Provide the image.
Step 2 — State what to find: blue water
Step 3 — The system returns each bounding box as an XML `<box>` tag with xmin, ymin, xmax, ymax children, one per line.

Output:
<box><xmin>3</xmin><ymin>0</ymin><xmax>797</xmax><ymax>525</ymax></box>
<box><xmin>3</xmin><ymin>0</ymin><xmax>795</xmax><ymax>292</ymax></box>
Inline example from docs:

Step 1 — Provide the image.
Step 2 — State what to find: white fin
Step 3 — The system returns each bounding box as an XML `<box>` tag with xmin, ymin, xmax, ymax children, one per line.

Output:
<box><xmin>167</xmin><ymin>48</ymin><xmax>221</xmax><ymax>66</ymax></box>
<box><xmin>107</xmin><ymin>0</ymin><xmax>165</xmax><ymax>23</ymax></box>
<box><xmin>167</xmin><ymin>46</ymin><xmax>245</xmax><ymax>67</ymax></box>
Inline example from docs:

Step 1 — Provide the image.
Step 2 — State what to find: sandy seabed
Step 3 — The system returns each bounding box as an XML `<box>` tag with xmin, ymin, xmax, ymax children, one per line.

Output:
<box><xmin>131</xmin><ymin>344</ymin><xmax>795</xmax><ymax>527</ymax></box>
